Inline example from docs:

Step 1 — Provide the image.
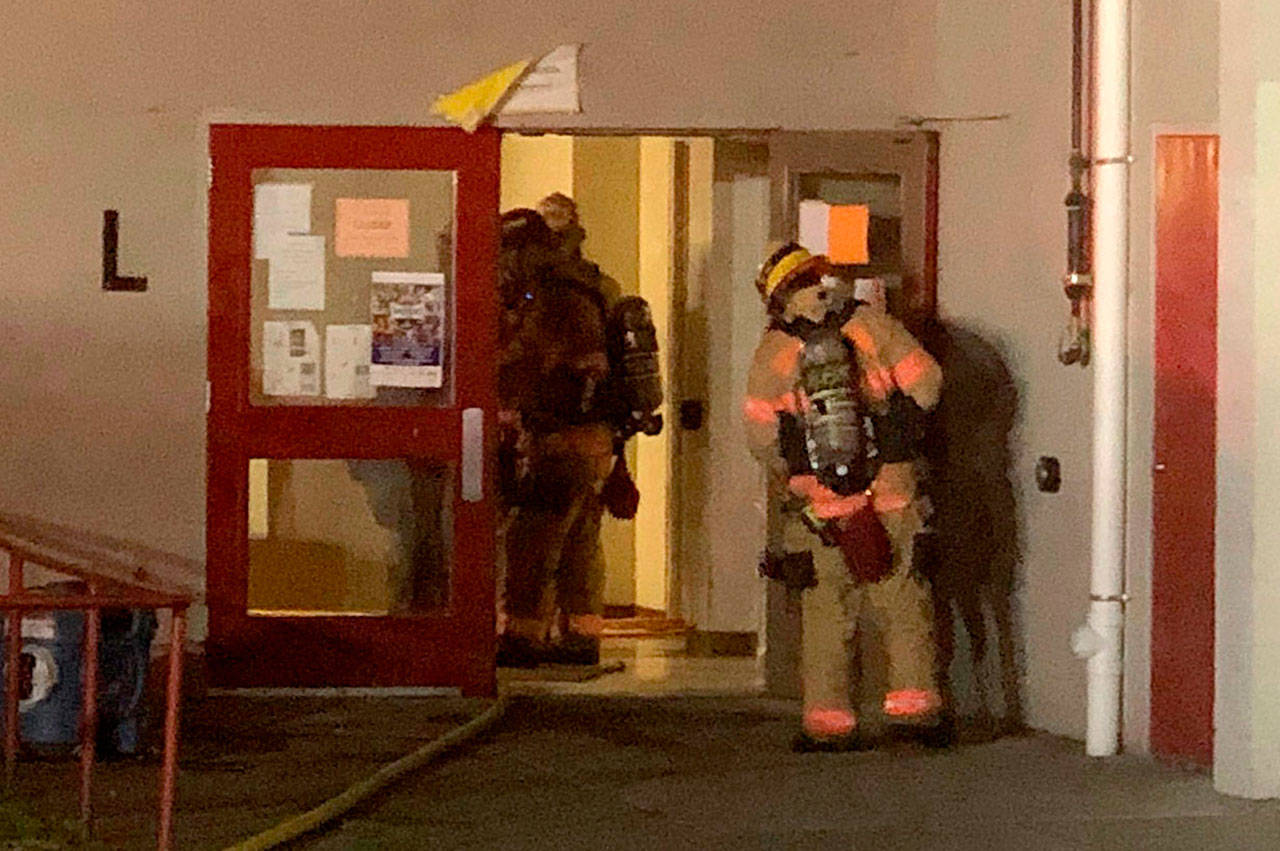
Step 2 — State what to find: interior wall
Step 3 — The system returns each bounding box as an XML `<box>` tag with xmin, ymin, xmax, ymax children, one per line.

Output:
<box><xmin>635</xmin><ymin>137</ymin><xmax>675</xmax><ymax>612</ymax></box>
<box><xmin>571</xmin><ymin>137</ymin><xmax>641</xmax><ymax>608</ymax></box>
<box><xmin>499</xmin><ymin>134</ymin><xmax>574</xmax><ymax>211</ymax></box>
<box><xmin>0</xmin><ymin>0</ymin><xmax>1217</xmax><ymax>740</ymax></box>
<box><xmin>675</xmin><ymin>139</ymin><xmax>717</xmax><ymax>625</ymax></box>
<box><xmin>499</xmin><ymin>134</ymin><xmax>674</xmax><ymax>614</ymax></box>
<box><xmin>703</xmin><ymin>166</ymin><xmax>770</xmax><ymax>635</ymax></box>
<box><xmin>248</xmin><ymin>460</ymin><xmax>398</xmax><ymax>613</ymax></box>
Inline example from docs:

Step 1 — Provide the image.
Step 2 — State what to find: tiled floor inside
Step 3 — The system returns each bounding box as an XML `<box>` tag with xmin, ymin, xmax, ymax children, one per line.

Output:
<box><xmin>500</xmin><ymin>634</ymin><xmax>766</xmax><ymax>698</ymax></box>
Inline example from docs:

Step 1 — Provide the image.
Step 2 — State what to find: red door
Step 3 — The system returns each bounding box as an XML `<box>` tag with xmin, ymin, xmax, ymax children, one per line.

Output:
<box><xmin>1151</xmin><ymin>134</ymin><xmax>1218</xmax><ymax>765</ymax></box>
<box><xmin>207</xmin><ymin>125</ymin><xmax>499</xmax><ymax>695</ymax></box>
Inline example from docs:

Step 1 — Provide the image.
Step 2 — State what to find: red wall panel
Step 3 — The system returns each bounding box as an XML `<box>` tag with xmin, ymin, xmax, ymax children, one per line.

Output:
<box><xmin>1151</xmin><ymin>134</ymin><xmax>1218</xmax><ymax>766</ymax></box>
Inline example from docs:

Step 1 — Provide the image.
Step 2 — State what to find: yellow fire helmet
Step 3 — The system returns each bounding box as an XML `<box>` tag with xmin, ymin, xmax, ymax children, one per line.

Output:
<box><xmin>755</xmin><ymin>242</ymin><xmax>829</xmax><ymax>310</ymax></box>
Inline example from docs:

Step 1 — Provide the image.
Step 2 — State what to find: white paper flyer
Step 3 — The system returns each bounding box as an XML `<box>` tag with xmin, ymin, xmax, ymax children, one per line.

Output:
<box><xmin>254</xmin><ymin>183</ymin><xmax>312</xmax><ymax>260</ymax></box>
<box><xmin>268</xmin><ymin>234</ymin><xmax>326</xmax><ymax>311</ymax></box>
<box><xmin>263</xmin><ymin>320</ymin><xmax>320</xmax><ymax>396</ymax></box>
<box><xmin>325</xmin><ymin>324</ymin><xmax>375</xmax><ymax>399</ymax></box>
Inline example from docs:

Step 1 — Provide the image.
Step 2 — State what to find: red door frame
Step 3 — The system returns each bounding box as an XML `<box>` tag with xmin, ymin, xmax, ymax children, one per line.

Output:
<box><xmin>1151</xmin><ymin>134</ymin><xmax>1218</xmax><ymax>765</ymax></box>
<box><xmin>207</xmin><ymin>124</ymin><xmax>500</xmax><ymax>695</ymax></box>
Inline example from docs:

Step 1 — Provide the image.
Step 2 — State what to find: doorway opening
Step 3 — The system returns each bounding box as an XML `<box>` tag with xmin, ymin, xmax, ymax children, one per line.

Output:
<box><xmin>497</xmin><ymin>133</ymin><xmax>730</xmax><ymax>693</ymax></box>
<box><xmin>496</xmin><ymin>129</ymin><xmax>945</xmax><ymax>702</ymax></box>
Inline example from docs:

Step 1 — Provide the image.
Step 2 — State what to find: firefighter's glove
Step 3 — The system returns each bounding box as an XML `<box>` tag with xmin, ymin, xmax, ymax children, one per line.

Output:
<box><xmin>759</xmin><ymin>550</ymin><xmax>817</xmax><ymax>590</ymax></box>
<box><xmin>601</xmin><ymin>451</ymin><xmax>640</xmax><ymax>519</ymax></box>
<box><xmin>872</xmin><ymin>390</ymin><xmax>928</xmax><ymax>464</ymax></box>
<box><xmin>777</xmin><ymin>412</ymin><xmax>812</xmax><ymax>477</ymax></box>
<box><xmin>788</xmin><ymin>474</ymin><xmax>852</xmax><ymax>507</ymax></box>
<box><xmin>788</xmin><ymin>476</ymin><xmax>850</xmax><ymax>548</ymax></box>
<box><xmin>912</xmin><ymin>528</ymin><xmax>944</xmax><ymax>582</ymax></box>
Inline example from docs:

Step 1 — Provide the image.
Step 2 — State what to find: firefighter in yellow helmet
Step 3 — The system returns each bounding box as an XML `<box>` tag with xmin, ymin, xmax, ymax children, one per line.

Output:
<box><xmin>743</xmin><ymin>243</ymin><xmax>951</xmax><ymax>750</ymax></box>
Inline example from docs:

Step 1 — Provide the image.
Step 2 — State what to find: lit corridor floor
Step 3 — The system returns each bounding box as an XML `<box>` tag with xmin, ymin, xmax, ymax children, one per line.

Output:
<box><xmin>499</xmin><ymin>635</ymin><xmax>766</xmax><ymax>697</ymax></box>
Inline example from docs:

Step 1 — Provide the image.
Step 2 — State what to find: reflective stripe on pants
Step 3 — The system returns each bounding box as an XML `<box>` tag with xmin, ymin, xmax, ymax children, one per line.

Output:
<box><xmin>788</xmin><ymin>504</ymin><xmax>938</xmax><ymax>720</ymax></box>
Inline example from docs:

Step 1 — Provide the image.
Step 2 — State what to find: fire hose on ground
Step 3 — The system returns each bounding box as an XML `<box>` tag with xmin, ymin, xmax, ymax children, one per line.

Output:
<box><xmin>222</xmin><ymin>697</ymin><xmax>509</xmax><ymax>851</ymax></box>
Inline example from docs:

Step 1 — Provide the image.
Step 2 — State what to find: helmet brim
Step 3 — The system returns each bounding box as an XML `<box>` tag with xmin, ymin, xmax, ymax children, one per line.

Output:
<box><xmin>767</xmin><ymin>254</ymin><xmax>829</xmax><ymax>307</ymax></box>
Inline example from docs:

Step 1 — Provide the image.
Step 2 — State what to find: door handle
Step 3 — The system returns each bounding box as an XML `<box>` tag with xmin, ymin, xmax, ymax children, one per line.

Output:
<box><xmin>462</xmin><ymin>408</ymin><xmax>483</xmax><ymax>502</ymax></box>
<box><xmin>679</xmin><ymin>399</ymin><xmax>705</xmax><ymax>431</ymax></box>
<box><xmin>1154</xmin><ymin>462</ymin><xmax>1167</xmax><ymax>472</ymax></box>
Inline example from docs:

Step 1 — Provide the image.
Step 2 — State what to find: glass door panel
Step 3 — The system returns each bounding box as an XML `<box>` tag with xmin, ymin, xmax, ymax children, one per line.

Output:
<box><xmin>769</xmin><ymin>130</ymin><xmax>938</xmax><ymax>328</ymax></box>
<box><xmin>246</xmin><ymin>458</ymin><xmax>452</xmax><ymax>616</ymax></box>
<box><xmin>795</xmin><ymin>171</ymin><xmax>908</xmax><ymax>315</ymax></box>
<box><xmin>248</xmin><ymin>168</ymin><xmax>457</xmax><ymax>408</ymax></box>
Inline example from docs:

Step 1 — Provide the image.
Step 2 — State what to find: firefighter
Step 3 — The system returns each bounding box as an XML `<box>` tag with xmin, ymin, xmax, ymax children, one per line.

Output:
<box><xmin>743</xmin><ymin>243</ymin><xmax>951</xmax><ymax>750</ymax></box>
<box><xmin>496</xmin><ymin>196</ymin><xmax>621</xmax><ymax>668</ymax></box>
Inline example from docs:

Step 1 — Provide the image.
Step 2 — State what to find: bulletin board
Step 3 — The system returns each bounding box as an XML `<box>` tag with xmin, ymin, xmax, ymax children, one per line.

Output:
<box><xmin>248</xmin><ymin>168</ymin><xmax>457</xmax><ymax>407</ymax></box>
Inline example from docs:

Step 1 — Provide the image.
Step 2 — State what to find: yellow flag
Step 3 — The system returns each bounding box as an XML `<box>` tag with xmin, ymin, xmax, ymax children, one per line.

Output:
<box><xmin>432</xmin><ymin>58</ymin><xmax>533</xmax><ymax>132</ymax></box>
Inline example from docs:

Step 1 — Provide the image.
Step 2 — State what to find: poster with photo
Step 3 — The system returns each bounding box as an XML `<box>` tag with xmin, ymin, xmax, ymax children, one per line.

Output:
<box><xmin>370</xmin><ymin>271</ymin><xmax>446</xmax><ymax>389</ymax></box>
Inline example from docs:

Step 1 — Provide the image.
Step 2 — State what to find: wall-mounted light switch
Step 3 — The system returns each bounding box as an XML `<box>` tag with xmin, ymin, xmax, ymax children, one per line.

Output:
<box><xmin>1036</xmin><ymin>456</ymin><xmax>1062</xmax><ymax>493</ymax></box>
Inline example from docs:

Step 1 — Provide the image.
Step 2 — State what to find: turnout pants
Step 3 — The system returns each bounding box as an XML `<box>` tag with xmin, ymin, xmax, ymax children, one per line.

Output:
<box><xmin>504</xmin><ymin>489</ymin><xmax>606</xmax><ymax>625</ymax></box>
<box><xmin>786</xmin><ymin>503</ymin><xmax>939</xmax><ymax>725</ymax></box>
<box><xmin>502</xmin><ymin>424</ymin><xmax>614</xmax><ymax>637</ymax></box>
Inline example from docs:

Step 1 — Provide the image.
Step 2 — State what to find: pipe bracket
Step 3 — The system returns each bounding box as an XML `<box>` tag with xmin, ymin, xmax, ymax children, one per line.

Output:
<box><xmin>1090</xmin><ymin>155</ymin><xmax>1134</xmax><ymax>167</ymax></box>
<box><xmin>1089</xmin><ymin>593</ymin><xmax>1129</xmax><ymax>604</ymax></box>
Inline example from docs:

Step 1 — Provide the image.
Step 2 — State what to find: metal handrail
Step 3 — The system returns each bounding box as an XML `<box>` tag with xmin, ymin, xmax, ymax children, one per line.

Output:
<box><xmin>0</xmin><ymin>521</ymin><xmax>192</xmax><ymax>851</ymax></box>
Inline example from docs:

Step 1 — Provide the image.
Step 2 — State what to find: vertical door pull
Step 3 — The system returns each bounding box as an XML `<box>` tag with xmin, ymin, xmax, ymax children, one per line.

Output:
<box><xmin>461</xmin><ymin>408</ymin><xmax>484</xmax><ymax>502</ymax></box>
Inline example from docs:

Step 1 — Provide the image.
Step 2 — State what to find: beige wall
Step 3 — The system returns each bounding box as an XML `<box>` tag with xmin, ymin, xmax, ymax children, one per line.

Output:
<box><xmin>248</xmin><ymin>460</ymin><xmax>400</xmax><ymax>613</ymax></box>
<box><xmin>499</xmin><ymin>134</ymin><xmax>574</xmax><ymax>211</ymax></box>
<box><xmin>925</xmin><ymin>0</ymin><xmax>1217</xmax><ymax>741</ymax></box>
<box><xmin>705</xmin><ymin>167</ymin><xmax>771</xmax><ymax>635</ymax></box>
<box><xmin>0</xmin><ymin>0</ymin><xmax>1220</xmax><ymax>742</ymax></box>
<box><xmin>572</xmin><ymin>137</ymin><xmax>641</xmax><ymax>607</ymax></box>
<box><xmin>635</xmin><ymin>138</ymin><xmax>675</xmax><ymax>612</ymax></box>
<box><xmin>1216</xmin><ymin>0</ymin><xmax>1280</xmax><ymax>799</ymax></box>
<box><xmin>926</xmin><ymin>2</ymin><xmax>1088</xmax><ymax>737</ymax></box>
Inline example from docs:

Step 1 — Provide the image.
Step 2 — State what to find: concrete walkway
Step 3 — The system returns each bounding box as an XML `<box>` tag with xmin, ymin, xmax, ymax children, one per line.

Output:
<box><xmin>16</xmin><ymin>630</ymin><xmax>1277</xmax><ymax>849</ymax></box>
<box><xmin>10</xmin><ymin>695</ymin><xmax>477</xmax><ymax>849</ymax></box>
<box><xmin>295</xmin><ymin>694</ymin><xmax>1280</xmax><ymax>851</ymax></box>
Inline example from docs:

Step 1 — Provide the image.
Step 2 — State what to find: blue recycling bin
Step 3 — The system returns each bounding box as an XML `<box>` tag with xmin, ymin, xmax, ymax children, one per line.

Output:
<box><xmin>0</xmin><ymin>584</ymin><xmax>157</xmax><ymax>756</ymax></box>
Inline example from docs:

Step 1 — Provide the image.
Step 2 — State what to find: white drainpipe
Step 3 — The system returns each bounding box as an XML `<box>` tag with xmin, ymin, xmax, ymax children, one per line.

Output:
<box><xmin>1071</xmin><ymin>0</ymin><xmax>1130</xmax><ymax>756</ymax></box>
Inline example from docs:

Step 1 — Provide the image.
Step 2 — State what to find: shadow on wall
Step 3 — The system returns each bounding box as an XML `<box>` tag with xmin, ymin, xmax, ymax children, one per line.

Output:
<box><xmin>918</xmin><ymin>320</ymin><xmax>1024</xmax><ymax>736</ymax></box>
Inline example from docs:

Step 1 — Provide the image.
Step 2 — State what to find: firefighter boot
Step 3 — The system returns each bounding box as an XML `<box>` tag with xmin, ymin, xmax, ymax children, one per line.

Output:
<box><xmin>883</xmin><ymin>689</ymin><xmax>954</xmax><ymax>749</ymax></box>
<box><xmin>791</xmin><ymin>706</ymin><xmax>875</xmax><ymax>753</ymax></box>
